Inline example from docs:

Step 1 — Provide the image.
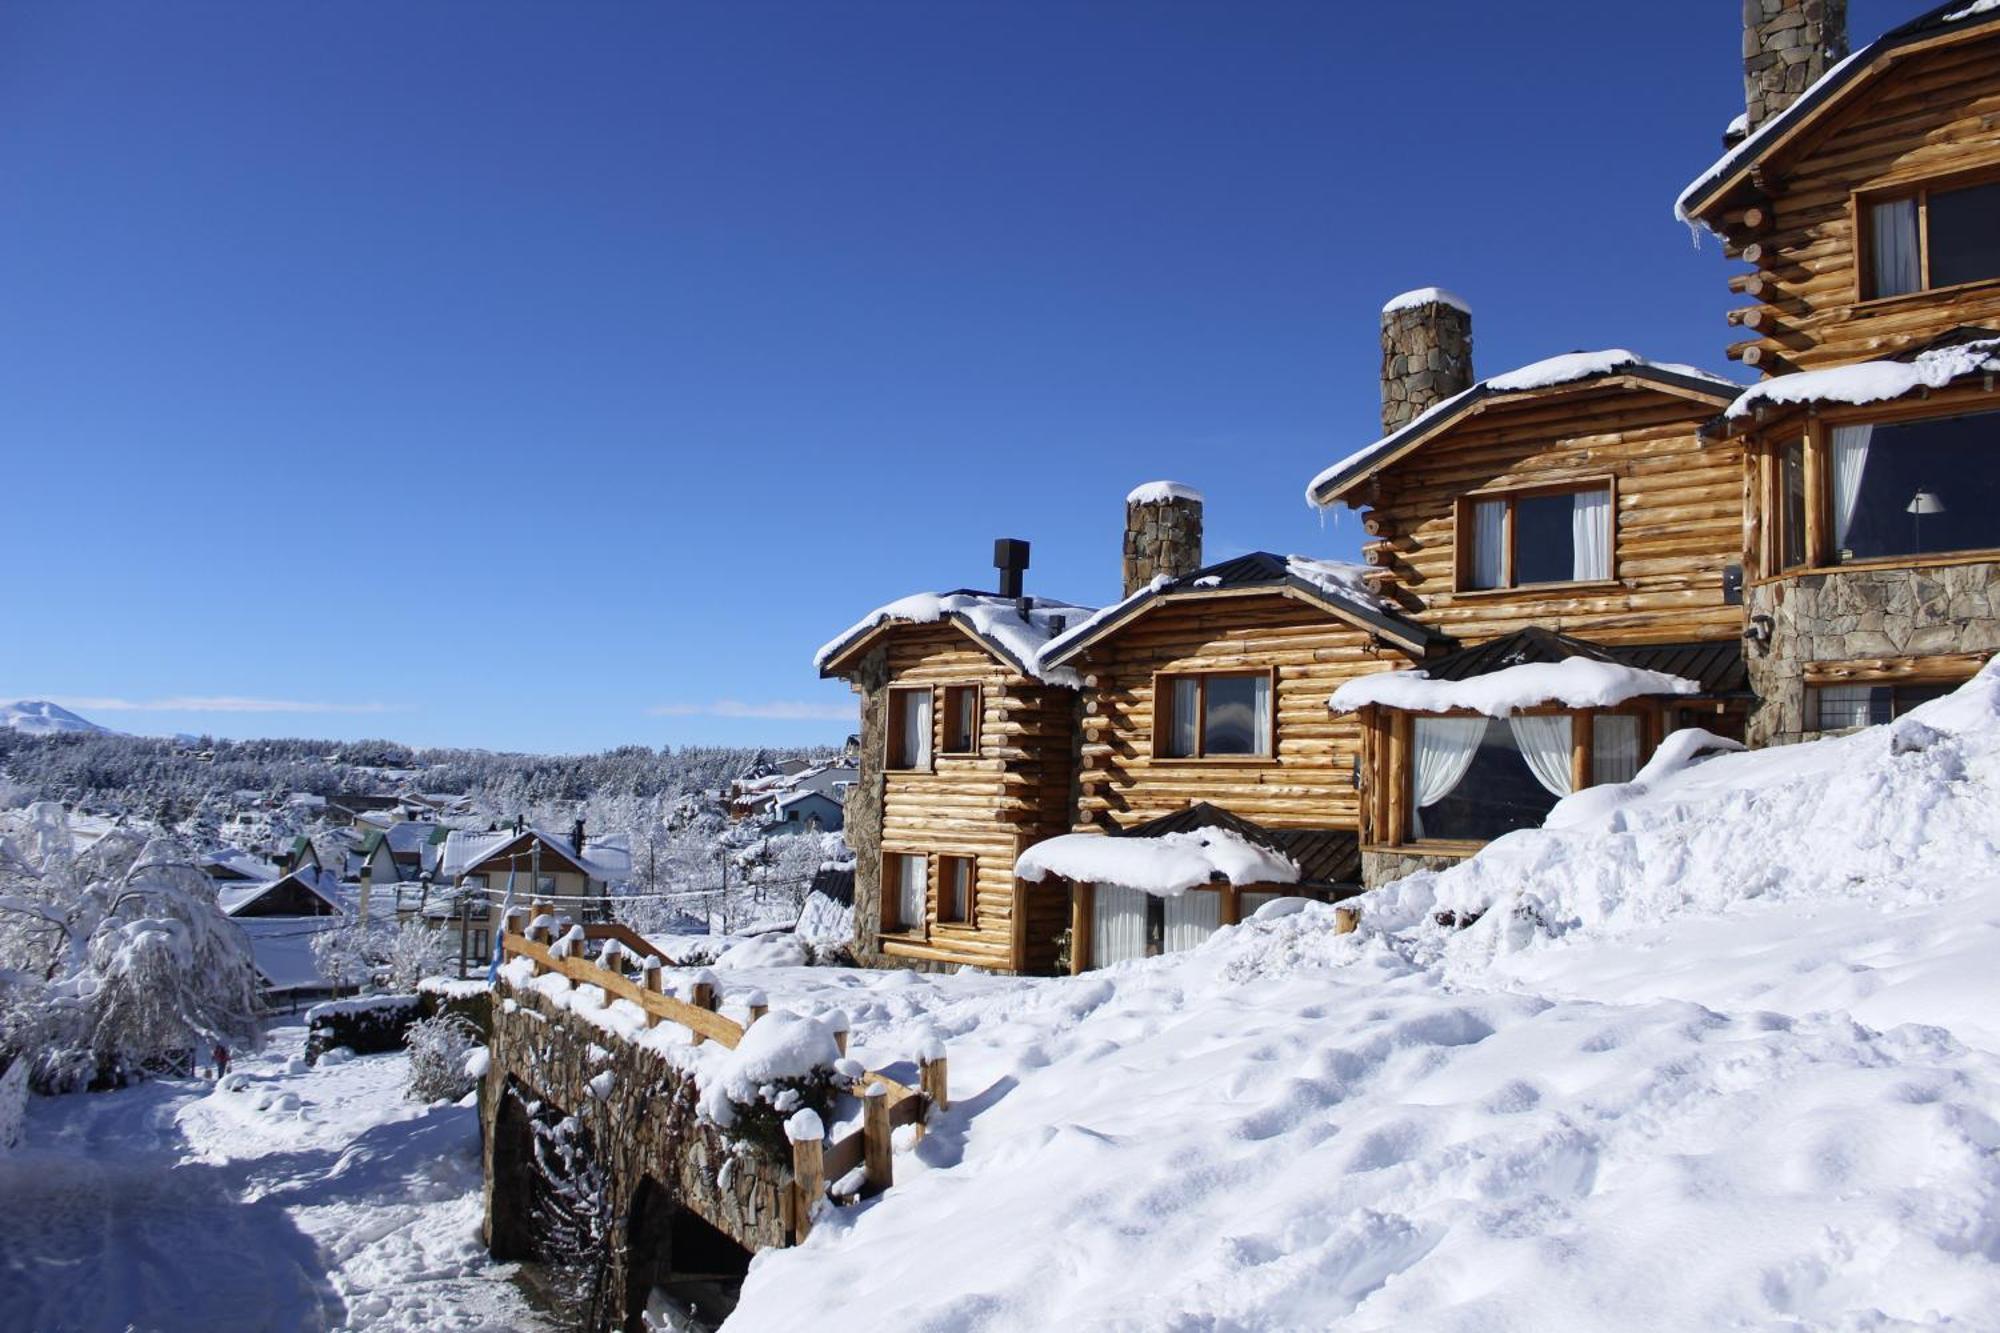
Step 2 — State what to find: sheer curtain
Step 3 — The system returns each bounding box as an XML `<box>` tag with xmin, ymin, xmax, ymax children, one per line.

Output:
<box><xmin>1869</xmin><ymin>198</ymin><xmax>1921</xmax><ymax>298</ymax></box>
<box><xmin>1163</xmin><ymin>891</ymin><xmax>1222</xmax><ymax>953</ymax></box>
<box><xmin>1572</xmin><ymin>489</ymin><xmax>1612</xmax><ymax>581</ymax></box>
<box><xmin>900</xmin><ymin>690</ymin><xmax>933</xmax><ymax>768</ymax></box>
<box><xmin>896</xmin><ymin>854</ymin><xmax>927</xmax><ymax>932</ymax></box>
<box><xmin>1592</xmin><ymin>714</ymin><xmax>1641</xmax><ymax>786</ymax></box>
<box><xmin>1092</xmin><ymin>885</ymin><xmax>1149</xmax><ymax>968</ymax></box>
<box><xmin>1508</xmin><ymin>715</ymin><xmax>1576</xmax><ymax>798</ymax></box>
<box><xmin>1250</xmin><ymin>675</ymin><xmax>1273</xmax><ymax>756</ymax></box>
<box><xmin>1170</xmin><ymin>678</ymin><xmax>1199</xmax><ymax>756</ymax></box>
<box><xmin>1471</xmin><ymin>500</ymin><xmax>1506</xmax><ymax>588</ymax></box>
<box><xmin>1410</xmin><ymin>716</ymin><xmax>1486</xmax><ymax>838</ymax></box>
<box><xmin>1831</xmin><ymin>424</ymin><xmax>1875</xmax><ymax>551</ymax></box>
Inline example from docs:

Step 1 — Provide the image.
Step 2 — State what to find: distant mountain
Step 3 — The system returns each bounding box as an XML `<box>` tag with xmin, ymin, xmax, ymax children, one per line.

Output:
<box><xmin>0</xmin><ymin>700</ymin><xmax>115</xmax><ymax>735</ymax></box>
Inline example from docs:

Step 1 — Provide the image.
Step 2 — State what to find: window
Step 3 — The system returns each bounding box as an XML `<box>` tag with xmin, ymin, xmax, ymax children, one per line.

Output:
<box><xmin>1157</xmin><ymin>671</ymin><xmax>1273</xmax><ymax>758</ymax></box>
<box><xmin>1779</xmin><ymin>438</ymin><xmax>1808</xmax><ymax>570</ymax></box>
<box><xmin>941</xmin><ymin>685</ymin><xmax>980</xmax><ymax>755</ymax></box>
<box><xmin>1810</xmin><ymin>681</ymin><xmax>1957</xmax><ymax>732</ymax></box>
<box><xmin>883</xmin><ymin>853</ymin><xmax>926</xmax><ymax>934</ymax></box>
<box><xmin>937</xmin><ymin>855</ymin><xmax>974</xmax><ymax>925</ymax></box>
<box><xmin>1863</xmin><ymin>179</ymin><xmax>2000</xmax><ymax>299</ymax></box>
<box><xmin>887</xmin><ymin>687</ymin><xmax>933</xmax><ymax>770</ymax></box>
<box><xmin>1591</xmin><ymin>714</ymin><xmax>1643</xmax><ymax>786</ymax></box>
<box><xmin>1459</xmin><ymin>485</ymin><xmax>1613</xmax><ymax>590</ymax></box>
<box><xmin>1822</xmin><ymin>411</ymin><xmax>2000</xmax><ymax>563</ymax></box>
<box><xmin>1409</xmin><ymin>715</ymin><xmax>1573</xmax><ymax>842</ymax></box>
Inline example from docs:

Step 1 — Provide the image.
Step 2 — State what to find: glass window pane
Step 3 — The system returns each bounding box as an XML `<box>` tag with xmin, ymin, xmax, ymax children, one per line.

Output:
<box><xmin>1814</xmin><ymin>686</ymin><xmax>1878</xmax><ymax>731</ymax></box>
<box><xmin>1891</xmin><ymin>682</ymin><xmax>1955</xmax><ymax>716</ymax></box>
<box><xmin>1928</xmin><ymin>181</ymin><xmax>2000</xmax><ymax>290</ymax></box>
<box><xmin>1202</xmin><ymin>675</ymin><xmax>1268</xmax><ymax>756</ymax></box>
<box><xmin>1166</xmin><ymin>678</ymin><xmax>1199</xmax><ymax>757</ymax></box>
<box><xmin>1513</xmin><ymin>492</ymin><xmax>1579</xmax><ymax>585</ymax></box>
<box><xmin>1868</xmin><ymin>196</ymin><xmax>1922</xmax><ymax>298</ymax></box>
<box><xmin>1469</xmin><ymin>499</ymin><xmax>1506</xmax><ymax>589</ymax></box>
<box><xmin>893</xmin><ymin>854</ymin><xmax>926</xmax><ymax>931</ymax></box>
<box><xmin>1781</xmin><ymin>439</ymin><xmax>1808</xmax><ymax>569</ymax></box>
<box><xmin>944</xmin><ymin>687</ymin><xmax>978</xmax><ymax>753</ymax></box>
<box><xmin>1415</xmin><ymin>717</ymin><xmax>1563</xmax><ymax>841</ymax></box>
<box><xmin>1834</xmin><ymin>410</ymin><xmax>2000</xmax><ymax>562</ymax></box>
<box><xmin>1592</xmin><ymin>714</ymin><xmax>1642</xmax><ymax>786</ymax></box>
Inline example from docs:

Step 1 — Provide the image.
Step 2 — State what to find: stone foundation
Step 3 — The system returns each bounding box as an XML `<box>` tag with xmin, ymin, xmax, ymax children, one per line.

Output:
<box><xmin>1746</xmin><ymin>561</ymin><xmax>2000</xmax><ymax>745</ymax></box>
<box><xmin>1362</xmin><ymin>848</ymin><xmax>1469</xmax><ymax>889</ymax></box>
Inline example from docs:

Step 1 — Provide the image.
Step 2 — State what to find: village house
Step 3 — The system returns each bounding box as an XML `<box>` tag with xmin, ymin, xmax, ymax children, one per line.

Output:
<box><xmin>434</xmin><ymin>822</ymin><xmax>629</xmax><ymax>963</ymax></box>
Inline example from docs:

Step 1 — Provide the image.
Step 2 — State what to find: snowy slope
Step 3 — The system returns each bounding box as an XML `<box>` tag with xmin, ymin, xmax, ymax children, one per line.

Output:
<box><xmin>726</xmin><ymin>664</ymin><xmax>2000</xmax><ymax>1329</ymax></box>
<box><xmin>0</xmin><ymin>699</ymin><xmax>113</xmax><ymax>735</ymax></box>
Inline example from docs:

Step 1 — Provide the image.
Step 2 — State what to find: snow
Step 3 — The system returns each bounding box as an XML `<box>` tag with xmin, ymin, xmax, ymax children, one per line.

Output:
<box><xmin>1125</xmin><ymin>480</ymin><xmax>1204</xmax><ymax>506</ymax></box>
<box><xmin>1016</xmin><ymin>827</ymin><xmax>1299</xmax><ymax>895</ymax></box>
<box><xmin>1329</xmin><ymin>657</ymin><xmax>1701</xmax><ymax>716</ymax></box>
<box><xmin>305</xmin><ymin>992</ymin><xmax>419</xmax><ymax>1022</ymax></box>
<box><xmin>1381</xmin><ymin>286</ymin><xmax>1471</xmax><ymax>316</ymax></box>
<box><xmin>716</xmin><ymin>933</ymin><xmax>809</xmax><ymax>969</ymax></box>
<box><xmin>436</xmin><ymin>825</ymin><xmax>625</xmax><ymax>883</ymax></box>
<box><xmin>694</xmin><ymin>1010</ymin><xmax>841</xmax><ymax>1128</ymax></box>
<box><xmin>1723</xmin><ymin>337</ymin><xmax>2000</xmax><ymax>418</ymax></box>
<box><xmin>784</xmin><ymin>1108</ymin><xmax>825</xmax><ymax>1143</ymax></box>
<box><xmin>815</xmin><ymin>591</ymin><xmax>1097</xmax><ymax>686</ymax></box>
<box><xmin>1675</xmin><ymin>48</ymin><xmax>1864</xmax><ymax>228</ymax></box>
<box><xmin>0</xmin><ymin>699</ymin><xmax>114</xmax><ymax>735</ymax></box>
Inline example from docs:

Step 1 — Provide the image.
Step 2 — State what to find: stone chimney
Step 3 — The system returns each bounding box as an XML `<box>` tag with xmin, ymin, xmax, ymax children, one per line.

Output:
<box><xmin>1380</xmin><ymin>288</ymin><xmax>1473</xmax><ymax>436</ymax></box>
<box><xmin>1123</xmin><ymin>482</ymin><xmax>1203</xmax><ymax>597</ymax></box>
<box><xmin>1742</xmin><ymin>0</ymin><xmax>1848</xmax><ymax>136</ymax></box>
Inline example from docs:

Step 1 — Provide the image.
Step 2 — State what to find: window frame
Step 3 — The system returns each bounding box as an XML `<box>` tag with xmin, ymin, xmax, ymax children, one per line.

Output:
<box><xmin>939</xmin><ymin>683</ymin><xmax>981</xmax><ymax>757</ymax></box>
<box><xmin>880</xmin><ymin>850</ymin><xmax>928</xmax><ymax>937</ymax></box>
<box><xmin>1151</xmin><ymin>667</ymin><xmax>1279</xmax><ymax>761</ymax></box>
<box><xmin>1854</xmin><ymin>164</ymin><xmax>2000</xmax><ymax>306</ymax></box>
<box><xmin>936</xmin><ymin>854</ymin><xmax>976</xmax><ymax>927</ymax></box>
<box><xmin>884</xmin><ymin>684</ymin><xmax>935</xmax><ymax>772</ymax></box>
<box><xmin>1450</xmin><ymin>477</ymin><xmax>1619</xmax><ymax>594</ymax></box>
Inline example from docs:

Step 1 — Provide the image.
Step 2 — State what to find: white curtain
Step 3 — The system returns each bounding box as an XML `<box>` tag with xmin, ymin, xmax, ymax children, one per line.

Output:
<box><xmin>895</xmin><ymin>854</ymin><xmax>926</xmax><ymax>932</ymax></box>
<box><xmin>1572</xmin><ymin>489</ymin><xmax>1611</xmax><ymax>581</ymax></box>
<box><xmin>1471</xmin><ymin>499</ymin><xmax>1506</xmax><ymax>589</ymax></box>
<box><xmin>1410</xmin><ymin>716</ymin><xmax>1486</xmax><ymax>839</ymax></box>
<box><xmin>1870</xmin><ymin>198</ymin><xmax>1921</xmax><ymax>298</ymax></box>
<box><xmin>1508</xmin><ymin>714</ymin><xmax>1576</xmax><ymax>799</ymax></box>
<box><xmin>900</xmin><ymin>689</ymin><xmax>932</xmax><ymax>769</ymax></box>
<box><xmin>1249</xmin><ymin>675</ymin><xmax>1273</xmax><ymax>756</ymax></box>
<box><xmin>1816</xmin><ymin>685</ymin><xmax>1874</xmax><ymax>731</ymax></box>
<box><xmin>1831</xmin><ymin>424</ymin><xmax>1874</xmax><ymax>551</ymax></box>
<box><xmin>1592</xmin><ymin>714</ymin><xmax>1642</xmax><ymax>786</ymax></box>
<box><xmin>1092</xmin><ymin>885</ymin><xmax>1149</xmax><ymax>968</ymax></box>
<box><xmin>1163</xmin><ymin>891</ymin><xmax>1222</xmax><ymax>953</ymax></box>
<box><xmin>1170</xmin><ymin>677</ymin><xmax>1199</xmax><ymax>756</ymax></box>
<box><xmin>941</xmin><ymin>859</ymin><xmax>968</xmax><ymax>922</ymax></box>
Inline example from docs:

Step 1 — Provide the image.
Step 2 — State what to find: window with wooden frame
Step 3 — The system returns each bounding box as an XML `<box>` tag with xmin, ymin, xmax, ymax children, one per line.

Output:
<box><xmin>1454</xmin><ymin>482</ymin><xmax>1614</xmax><ymax>591</ymax></box>
<box><xmin>1859</xmin><ymin>174</ymin><xmax>2000</xmax><ymax>301</ymax></box>
<box><xmin>940</xmin><ymin>684</ymin><xmax>980</xmax><ymax>756</ymax></box>
<box><xmin>936</xmin><ymin>854</ymin><xmax>975</xmax><ymax>926</ymax></box>
<box><xmin>1809</xmin><ymin>680</ymin><xmax>1958</xmax><ymax>732</ymax></box>
<box><xmin>885</xmin><ymin>686</ymin><xmax>933</xmax><ymax>771</ymax></box>
<box><xmin>1155</xmin><ymin>669</ymin><xmax>1275</xmax><ymax>759</ymax></box>
<box><xmin>882</xmin><ymin>852</ymin><xmax>927</xmax><ymax>935</ymax></box>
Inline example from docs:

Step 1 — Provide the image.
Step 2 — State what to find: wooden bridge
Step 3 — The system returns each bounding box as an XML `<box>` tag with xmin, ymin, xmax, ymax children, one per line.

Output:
<box><xmin>480</xmin><ymin>907</ymin><xmax>945</xmax><ymax>1331</ymax></box>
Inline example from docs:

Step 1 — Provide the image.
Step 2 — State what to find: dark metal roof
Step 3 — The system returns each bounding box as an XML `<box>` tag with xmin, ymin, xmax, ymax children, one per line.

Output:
<box><xmin>807</xmin><ymin>863</ymin><xmax>855</xmax><ymax>907</ymax></box>
<box><xmin>1415</xmin><ymin>627</ymin><xmax>1745</xmax><ymax>697</ymax></box>
<box><xmin>1678</xmin><ymin>0</ymin><xmax>2000</xmax><ymax>223</ymax></box>
<box><xmin>1044</xmin><ymin>551</ymin><xmax>1449</xmax><ymax>666</ymax></box>
<box><xmin>1112</xmin><ymin>801</ymin><xmax>1362</xmax><ymax>889</ymax></box>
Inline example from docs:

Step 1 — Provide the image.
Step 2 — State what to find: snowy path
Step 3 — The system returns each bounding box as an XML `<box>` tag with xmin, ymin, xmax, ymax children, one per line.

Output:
<box><xmin>0</xmin><ymin>1027</ymin><xmax>545</xmax><ymax>1333</ymax></box>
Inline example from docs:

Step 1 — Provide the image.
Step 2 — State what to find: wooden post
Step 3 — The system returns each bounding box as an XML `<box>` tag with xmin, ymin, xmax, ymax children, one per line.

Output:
<box><xmin>1219</xmin><ymin>884</ymin><xmax>1240</xmax><ymax>928</ymax></box>
<box><xmin>826</xmin><ymin>1009</ymin><xmax>850</xmax><ymax>1057</ymax></box>
<box><xmin>919</xmin><ymin>1051</ymin><xmax>949</xmax><ymax>1113</ymax></box>
<box><xmin>747</xmin><ymin>990</ymin><xmax>769</xmax><ymax>1027</ymax></box>
<box><xmin>1070</xmin><ymin>882</ymin><xmax>1095</xmax><ymax>976</ymax></box>
<box><xmin>861</xmin><ymin>1085</ymin><xmax>893</xmax><ymax>1195</ymax></box>
<box><xmin>789</xmin><ymin>1134</ymin><xmax>825</xmax><ymax>1242</ymax></box>
<box><xmin>641</xmin><ymin>957</ymin><xmax>663</xmax><ymax>1028</ymax></box>
<box><xmin>1335</xmin><ymin>905</ymin><xmax>1361</xmax><ymax>935</ymax></box>
<box><xmin>690</xmin><ymin>977</ymin><xmax>717</xmax><ymax>1045</ymax></box>
<box><xmin>1571</xmin><ymin>711</ymin><xmax>1595</xmax><ymax>793</ymax></box>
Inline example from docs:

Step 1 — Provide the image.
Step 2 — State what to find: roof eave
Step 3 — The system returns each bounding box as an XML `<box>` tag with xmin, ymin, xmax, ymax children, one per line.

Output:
<box><xmin>1046</xmin><ymin>579</ymin><xmax>1435</xmax><ymax>667</ymax></box>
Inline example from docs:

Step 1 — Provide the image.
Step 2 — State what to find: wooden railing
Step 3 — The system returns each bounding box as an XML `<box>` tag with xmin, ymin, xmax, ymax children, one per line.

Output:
<box><xmin>496</xmin><ymin>902</ymin><xmax>945</xmax><ymax>1242</ymax></box>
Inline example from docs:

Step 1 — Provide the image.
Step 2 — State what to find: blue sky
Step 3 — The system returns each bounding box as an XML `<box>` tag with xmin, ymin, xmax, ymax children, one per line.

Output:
<box><xmin>0</xmin><ymin>2</ymin><xmax>1912</xmax><ymax>753</ymax></box>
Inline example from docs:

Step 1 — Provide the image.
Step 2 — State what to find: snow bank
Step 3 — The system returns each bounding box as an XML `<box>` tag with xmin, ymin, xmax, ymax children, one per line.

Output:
<box><xmin>1723</xmin><ymin>337</ymin><xmax>2000</xmax><ymax>418</ymax></box>
<box><xmin>1330</xmin><ymin>657</ymin><xmax>1699</xmax><ymax>716</ymax></box>
<box><xmin>1125</xmin><ymin>480</ymin><xmax>1203</xmax><ymax>506</ymax></box>
<box><xmin>717</xmin><ymin>933</ymin><xmax>810</xmax><ymax>970</ymax></box>
<box><xmin>305</xmin><ymin>993</ymin><xmax>419</xmax><ymax>1023</ymax></box>
<box><xmin>1381</xmin><ymin>286</ymin><xmax>1470</xmax><ymax>316</ymax></box>
<box><xmin>1016</xmin><ymin>828</ymin><xmax>1298</xmax><ymax>895</ymax></box>
<box><xmin>815</xmin><ymin>591</ymin><xmax>1095</xmax><ymax>685</ymax></box>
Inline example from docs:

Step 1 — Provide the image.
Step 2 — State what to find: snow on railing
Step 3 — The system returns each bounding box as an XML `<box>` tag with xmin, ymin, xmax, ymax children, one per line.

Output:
<box><xmin>497</xmin><ymin>902</ymin><xmax>944</xmax><ymax>1243</ymax></box>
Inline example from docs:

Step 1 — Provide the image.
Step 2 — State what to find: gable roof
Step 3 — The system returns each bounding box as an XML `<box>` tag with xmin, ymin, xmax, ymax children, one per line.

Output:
<box><xmin>1043</xmin><ymin>551</ymin><xmax>1449</xmax><ymax>667</ymax></box>
<box><xmin>816</xmin><ymin>591</ymin><xmax>1097</xmax><ymax>685</ymax></box>
<box><xmin>438</xmin><ymin>825</ymin><xmax>626</xmax><ymax>883</ymax></box>
<box><xmin>218</xmin><ymin>868</ymin><xmax>344</xmax><ymax>918</ymax></box>
<box><xmin>1676</xmin><ymin>0</ymin><xmax>2000</xmax><ymax>229</ymax></box>
<box><xmin>1306</xmin><ymin>351</ymin><xmax>1738</xmax><ymax>508</ymax></box>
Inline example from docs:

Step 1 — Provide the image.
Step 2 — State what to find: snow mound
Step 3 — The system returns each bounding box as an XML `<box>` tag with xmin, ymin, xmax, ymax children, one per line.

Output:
<box><xmin>1381</xmin><ymin>286</ymin><xmax>1470</xmax><ymax>316</ymax></box>
<box><xmin>1330</xmin><ymin>657</ymin><xmax>1700</xmax><ymax>716</ymax></box>
<box><xmin>717</xmin><ymin>933</ymin><xmax>810</xmax><ymax>970</ymax></box>
<box><xmin>1017</xmin><ymin>827</ymin><xmax>1298</xmax><ymax>895</ymax></box>
<box><xmin>1723</xmin><ymin>337</ymin><xmax>2000</xmax><ymax>418</ymax></box>
<box><xmin>1125</xmin><ymin>480</ymin><xmax>1203</xmax><ymax>506</ymax></box>
<box><xmin>696</xmin><ymin>1010</ymin><xmax>841</xmax><ymax>1128</ymax></box>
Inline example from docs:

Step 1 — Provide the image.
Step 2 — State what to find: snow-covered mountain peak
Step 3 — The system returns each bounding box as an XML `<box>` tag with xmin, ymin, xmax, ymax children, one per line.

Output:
<box><xmin>0</xmin><ymin>700</ymin><xmax>114</xmax><ymax>735</ymax></box>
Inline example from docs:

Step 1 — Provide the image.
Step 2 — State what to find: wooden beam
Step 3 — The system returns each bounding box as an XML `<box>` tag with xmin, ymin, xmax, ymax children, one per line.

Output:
<box><xmin>1070</xmin><ymin>882</ymin><xmax>1095</xmax><ymax>976</ymax></box>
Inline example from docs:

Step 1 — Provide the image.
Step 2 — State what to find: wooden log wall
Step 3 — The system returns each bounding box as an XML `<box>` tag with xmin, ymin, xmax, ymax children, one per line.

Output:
<box><xmin>1068</xmin><ymin>593</ymin><xmax>1418</xmax><ymax>832</ymax></box>
<box><xmin>1359</xmin><ymin>383</ymin><xmax>1746</xmax><ymax>646</ymax></box>
<box><xmin>1719</xmin><ymin>32</ymin><xmax>2000</xmax><ymax>371</ymax></box>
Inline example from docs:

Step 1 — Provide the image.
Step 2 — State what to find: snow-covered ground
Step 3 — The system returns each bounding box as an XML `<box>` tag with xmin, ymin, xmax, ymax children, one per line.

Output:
<box><xmin>0</xmin><ymin>1026</ymin><xmax>545</xmax><ymax>1332</ymax></box>
<box><xmin>713</xmin><ymin>664</ymin><xmax>2000</xmax><ymax>1329</ymax></box>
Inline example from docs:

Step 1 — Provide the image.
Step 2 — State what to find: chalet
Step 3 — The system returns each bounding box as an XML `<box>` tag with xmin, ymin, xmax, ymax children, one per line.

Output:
<box><xmin>279</xmin><ymin>834</ymin><xmax>320</xmax><ymax>877</ymax></box>
<box><xmin>435</xmin><ymin>823</ymin><xmax>629</xmax><ymax>961</ymax></box>
<box><xmin>219</xmin><ymin>869</ymin><xmax>352</xmax><ymax>1005</ymax></box>
<box><xmin>218</xmin><ymin>868</ymin><xmax>342</xmax><ymax>918</ymax></box>
<box><xmin>816</xmin><ymin>541</ymin><xmax>1093</xmax><ymax>974</ymax></box>
<box><xmin>353</xmin><ymin>830</ymin><xmax>400</xmax><ymax>890</ymax></box>
<box><xmin>1678</xmin><ymin>0</ymin><xmax>2000</xmax><ymax>743</ymax></box>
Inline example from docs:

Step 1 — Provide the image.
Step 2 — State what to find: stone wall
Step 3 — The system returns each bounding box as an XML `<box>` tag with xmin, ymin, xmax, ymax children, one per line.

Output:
<box><xmin>1362</xmin><ymin>848</ymin><xmax>1469</xmax><ymax>890</ymax></box>
<box><xmin>1746</xmin><ymin>561</ymin><xmax>2000</xmax><ymax>744</ymax></box>
<box><xmin>1379</xmin><ymin>299</ymin><xmax>1473</xmax><ymax>435</ymax></box>
<box><xmin>1123</xmin><ymin>495</ymin><xmax>1204</xmax><ymax>597</ymax></box>
<box><xmin>843</xmin><ymin>646</ymin><xmax>890</xmax><ymax>967</ymax></box>
<box><xmin>1742</xmin><ymin>0</ymin><xmax>1848</xmax><ymax>135</ymax></box>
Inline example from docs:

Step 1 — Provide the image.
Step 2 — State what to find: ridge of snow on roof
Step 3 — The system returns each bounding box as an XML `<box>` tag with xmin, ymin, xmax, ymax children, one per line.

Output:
<box><xmin>816</xmin><ymin>591</ymin><xmax>1097</xmax><ymax>684</ymax></box>
<box><xmin>438</xmin><ymin>825</ymin><xmax>625</xmax><ymax>883</ymax></box>
<box><xmin>1016</xmin><ymin>828</ymin><xmax>1299</xmax><ymax>896</ymax></box>
<box><xmin>1382</xmin><ymin>286</ymin><xmax>1471</xmax><ymax>316</ymax></box>
<box><xmin>1723</xmin><ymin>337</ymin><xmax>2000</xmax><ymax>417</ymax></box>
<box><xmin>1306</xmin><ymin>351</ymin><xmax>1735</xmax><ymax>507</ymax></box>
<box><xmin>1125</xmin><ymin>480</ymin><xmax>1204</xmax><ymax>506</ymax></box>
<box><xmin>1329</xmin><ymin>657</ymin><xmax>1700</xmax><ymax>717</ymax></box>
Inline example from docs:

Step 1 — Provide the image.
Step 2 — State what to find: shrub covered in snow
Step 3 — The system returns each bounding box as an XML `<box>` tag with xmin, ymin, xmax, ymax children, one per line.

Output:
<box><xmin>304</xmin><ymin>994</ymin><xmax>422</xmax><ymax>1064</ymax></box>
<box><xmin>696</xmin><ymin>1010</ymin><xmax>841</xmax><ymax>1161</ymax></box>
<box><xmin>404</xmin><ymin>1014</ymin><xmax>484</xmax><ymax>1103</ymax></box>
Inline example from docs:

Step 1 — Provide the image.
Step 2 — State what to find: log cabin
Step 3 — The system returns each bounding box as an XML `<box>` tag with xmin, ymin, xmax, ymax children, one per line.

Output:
<box><xmin>1679</xmin><ymin>0</ymin><xmax>2000</xmax><ymax>743</ymax></box>
<box><xmin>815</xmin><ymin>542</ymin><xmax>1091</xmax><ymax>974</ymax></box>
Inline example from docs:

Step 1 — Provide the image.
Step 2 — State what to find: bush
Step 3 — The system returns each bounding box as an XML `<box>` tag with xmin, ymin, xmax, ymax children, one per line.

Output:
<box><xmin>404</xmin><ymin>1014</ymin><xmax>484</xmax><ymax>1103</ymax></box>
<box><xmin>304</xmin><ymin>994</ymin><xmax>422</xmax><ymax>1064</ymax></box>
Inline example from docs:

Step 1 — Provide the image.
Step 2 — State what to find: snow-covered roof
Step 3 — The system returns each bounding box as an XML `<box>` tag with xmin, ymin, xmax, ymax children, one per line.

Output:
<box><xmin>235</xmin><ymin>916</ymin><xmax>348</xmax><ymax>993</ymax></box>
<box><xmin>1382</xmin><ymin>286</ymin><xmax>1471</xmax><ymax>317</ymax></box>
<box><xmin>439</xmin><ymin>826</ymin><xmax>626</xmax><ymax>883</ymax></box>
<box><xmin>1016</xmin><ymin>827</ymin><xmax>1300</xmax><ymax>897</ymax></box>
<box><xmin>1675</xmin><ymin>0</ymin><xmax>2000</xmax><ymax>229</ymax></box>
<box><xmin>217</xmin><ymin>869</ymin><xmax>345</xmax><ymax>918</ymax></box>
<box><xmin>201</xmin><ymin>848</ymin><xmax>281</xmax><ymax>882</ymax></box>
<box><xmin>1126</xmin><ymin>480</ymin><xmax>1204</xmax><ymax>506</ymax></box>
<box><xmin>1330</xmin><ymin>657</ymin><xmax>1700</xmax><ymax>717</ymax></box>
<box><xmin>816</xmin><ymin>591</ymin><xmax>1097</xmax><ymax>686</ymax></box>
<box><xmin>1720</xmin><ymin>337</ymin><xmax>2000</xmax><ymax>422</ymax></box>
<box><xmin>1306</xmin><ymin>351</ymin><xmax>1736</xmax><ymax>508</ymax></box>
